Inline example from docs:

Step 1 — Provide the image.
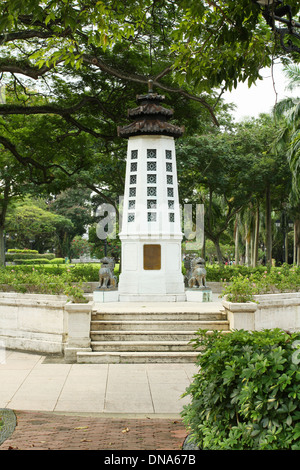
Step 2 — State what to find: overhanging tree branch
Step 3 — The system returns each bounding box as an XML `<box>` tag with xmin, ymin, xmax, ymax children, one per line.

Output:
<box><xmin>0</xmin><ymin>135</ymin><xmax>87</xmax><ymax>184</ymax></box>
<box><xmin>82</xmin><ymin>55</ymin><xmax>219</xmax><ymax>125</ymax></box>
<box><xmin>0</xmin><ymin>97</ymin><xmax>116</xmax><ymax>139</ymax></box>
<box><xmin>0</xmin><ymin>135</ymin><xmax>53</xmax><ymax>183</ymax></box>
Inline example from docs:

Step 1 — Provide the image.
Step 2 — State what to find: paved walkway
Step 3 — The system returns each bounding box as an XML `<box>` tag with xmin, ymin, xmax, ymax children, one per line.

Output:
<box><xmin>0</xmin><ymin>350</ymin><xmax>198</xmax><ymax>450</ymax></box>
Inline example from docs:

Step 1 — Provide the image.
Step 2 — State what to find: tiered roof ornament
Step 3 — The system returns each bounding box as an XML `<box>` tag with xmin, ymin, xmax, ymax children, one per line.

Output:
<box><xmin>117</xmin><ymin>80</ymin><xmax>184</xmax><ymax>139</ymax></box>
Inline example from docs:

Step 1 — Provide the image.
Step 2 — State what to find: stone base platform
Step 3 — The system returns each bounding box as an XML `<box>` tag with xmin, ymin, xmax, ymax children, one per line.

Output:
<box><xmin>93</xmin><ymin>287</ymin><xmax>213</xmax><ymax>303</ymax></box>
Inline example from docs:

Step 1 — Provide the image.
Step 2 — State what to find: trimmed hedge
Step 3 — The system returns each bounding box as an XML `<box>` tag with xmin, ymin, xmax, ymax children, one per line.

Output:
<box><xmin>7</xmin><ymin>249</ymin><xmax>38</xmax><ymax>254</ymax></box>
<box><xmin>6</xmin><ymin>253</ymin><xmax>55</xmax><ymax>261</ymax></box>
<box><xmin>205</xmin><ymin>265</ymin><xmax>271</xmax><ymax>282</ymax></box>
<box><xmin>13</xmin><ymin>258</ymin><xmax>51</xmax><ymax>265</ymax></box>
<box><xmin>2</xmin><ymin>263</ymin><xmax>118</xmax><ymax>281</ymax></box>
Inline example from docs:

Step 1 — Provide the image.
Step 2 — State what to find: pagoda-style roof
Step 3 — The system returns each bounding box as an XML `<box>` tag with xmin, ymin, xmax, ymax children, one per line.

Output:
<box><xmin>117</xmin><ymin>82</ymin><xmax>184</xmax><ymax>139</ymax></box>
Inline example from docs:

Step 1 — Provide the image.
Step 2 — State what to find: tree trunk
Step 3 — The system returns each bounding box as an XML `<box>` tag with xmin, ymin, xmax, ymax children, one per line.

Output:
<box><xmin>234</xmin><ymin>213</ymin><xmax>239</xmax><ymax>265</ymax></box>
<box><xmin>295</xmin><ymin>218</ymin><xmax>300</xmax><ymax>266</ymax></box>
<box><xmin>244</xmin><ymin>222</ymin><xmax>250</xmax><ymax>266</ymax></box>
<box><xmin>214</xmin><ymin>238</ymin><xmax>223</xmax><ymax>264</ymax></box>
<box><xmin>0</xmin><ymin>226</ymin><xmax>5</xmax><ymax>267</ymax></box>
<box><xmin>0</xmin><ymin>181</ymin><xmax>10</xmax><ymax>267</ymax></box>
<box><xmin>265</xmin><ymin>184</ymin><xmax>272</xmax><ymax>266</ymax></box>
<box><xmin>252</xmin><ymin>205</ymin><xmax>260</xmax><ymax>267</ymax></box>
<box><xmin>245</xmin><ymin>235</ymin><xmax>250</xmax><ymax>266</ymax></box>
<box><xmin>294</xmin><ymin>224</ymin><xmax>297</xmax><ymax>265</ymax></box>
<box><xmin>284</xmin><ymin>231</ymin><xmax>288</xmax><ymax>264</ymax></box>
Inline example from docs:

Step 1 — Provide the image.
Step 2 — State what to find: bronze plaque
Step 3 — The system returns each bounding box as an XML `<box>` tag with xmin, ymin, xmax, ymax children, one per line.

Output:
<box><xmin>143</xmin><ymin>244</ymin><xmax>161</xmax><ymax>270</ymax></box>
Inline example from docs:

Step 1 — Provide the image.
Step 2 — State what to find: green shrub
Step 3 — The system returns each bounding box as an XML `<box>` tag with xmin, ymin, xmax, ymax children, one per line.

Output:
<box><xmin>6</xmin><ymin>252</ymin><xmax>55</xmax><ymax>261</ymax></box>
<box><xmin>205</xmin><ymin>265</ymin><xmax>270</xmax><ymax>282</ymax></box>
<box><xmin>64</xmin><ymin>282</ymin><xmax>89</xmax><ymax>303</ymax></box>
<box><xmin>49</xmin><ymin>258</ymin><xmax>65</xmax><ymax>264</ymax></box>
<box><xmin>182</xmin><ymin>329</ymin><xmax>300</xmax><ymax>450</ymax></box>
<box><xmin>223</xmin><ymin>264</ymin><xmax>300</xmax><ymax>302</ymax></box>
<box><xmin>13</xmin><ymin>258</ymin><xmax>51</xmax><ymax>265</ymax></box>
<box><xmin>0</xmin><ymin>268</ymin><xmax>68</xmax><ymax>295</ymax></box>
<box><xmin>7</xmin><ymin>249</ymin><xmax>38</xmax><ymax>254</ymax></box>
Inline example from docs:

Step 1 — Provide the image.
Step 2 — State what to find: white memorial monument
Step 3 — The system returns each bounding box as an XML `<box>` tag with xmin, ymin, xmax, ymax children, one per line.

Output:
<box><xmin>117</xmin><ymin>81</ymin><xmax>186</xmax><ymax>301</ymax></box>
<box><xmin>93</xmin><ymin>81</ymin><xmax>212</xmax><ymax>303</ymax></box>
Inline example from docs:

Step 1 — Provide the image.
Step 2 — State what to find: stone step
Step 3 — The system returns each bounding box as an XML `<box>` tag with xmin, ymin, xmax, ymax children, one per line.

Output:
<box><xmin>91</xmin><ymin>340</ymin><xmax>201</xmax><ymax>352</ymax></box>
<box><xmin>90</xmin><ymin>319</ymin><xmax>229</xmax><ymax>331</ymax></box>
<box><xmin>81</xmin><ymin>303</ymin><xmax>229</xmax><ymax>363</ymax></box>
<box><xmin>91</xmin><ymin>311</ymin><xmax>226</xmax><ymax>321</ymax></box>
<box><xmin>77</xmin><ymin>351</ymin><xmax>200</xmax><ymax>364</ymax></box>
<box><xmin>90</xmin><ymin>330</ymin><xmax>198</xmax><ymax>342</ymax></box>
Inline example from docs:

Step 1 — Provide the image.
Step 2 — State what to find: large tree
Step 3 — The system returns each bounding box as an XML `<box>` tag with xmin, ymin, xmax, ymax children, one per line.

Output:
<box><xmin>5</xmin><ymin>196</ymin><xmax>74</xmax><ymax>254</ymax></box>
<box><xmin>0</xmin><ymin>0</ymin><xmax>299</xmax><ymax>186</ymax></box>
<box><xmin>1</xmin><ymin>1</ymin><xmax>299</xmax><ymax>265</ymax></box>
<box><xmin>273</xmin><ymin>64</ymin><xmax>300</xmax><ymax>264</ymax></box>
<box><xmin>177</xmin><ymin>114</ymin><xmax>291</xmax><ymax>264</ymax></box>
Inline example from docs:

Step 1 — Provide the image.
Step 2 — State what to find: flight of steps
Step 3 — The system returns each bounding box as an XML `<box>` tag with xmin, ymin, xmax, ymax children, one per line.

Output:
<box><xmin>77</xmin><ymin>304</ymin><xmax>229</xmax><ymax>363</ymax></box>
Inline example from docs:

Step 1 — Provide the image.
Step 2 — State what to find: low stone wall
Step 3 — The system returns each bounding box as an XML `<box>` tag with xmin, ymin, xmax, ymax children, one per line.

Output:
<box><xmin>254</xmin><ymin>292</ymin><xmax>300</xmax><ymax>332</ymax></box>
<box><xmin>0</xmin><ymin>293</ymin><xmax>68</xmax><ymax>354</ymax></box>
<box><xmin>3</xmin><ymin>289</ymin><xmax>296</xmax><ymax>361</ymax></box>
<box><xmin>223</xmin><ymin>292</ymin><xmax>300</xmax><ymax>332</ymax></box>
<box><xmin>83</xmin><ymin>281</ymin><xmax>224</xmax><ymax>293</ymax></box>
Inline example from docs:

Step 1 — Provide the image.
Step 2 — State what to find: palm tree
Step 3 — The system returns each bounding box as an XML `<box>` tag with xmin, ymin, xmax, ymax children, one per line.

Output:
<box><xmin>273</xmin><ymin>64</ymin><xmax>300</xmax><ymax>198</ymax></box>
<box><xmin>273</xmin><ymin>65</ymin><xmax>300</xmax><ymax>264</ymax></box>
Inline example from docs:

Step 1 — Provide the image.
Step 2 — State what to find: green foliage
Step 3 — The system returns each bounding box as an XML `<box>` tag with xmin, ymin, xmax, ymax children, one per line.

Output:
<box><xmin>0</xmin><ymin>267</ymin><xmax>68</xmax><ymax>295</ymax></box>
<box><xmin>205</xmin><ymin>264</ymin><xmax>269</xmax><ymax>282</ymax></box>
<box><xmin>222</xmin><ymin>264</ymin><xmax>300</xmax><ymax>302</ymax></box>
<box><xmin>88</xmin><ymin>225</ymin><xmax>121</xmax><ymax>261</ymax></box>
<box><xmin>0</xmin><ymin>263</ymin><xmax>102</xmax><ymax>283</ymax></box>
<box><xmin>63</xmin><ymin>281</ymin><xmax>88</xmax><ymax>303</ymax></box>
<box><xmin>273</xmin><ymin>65</ymin><xmax>300</xmax><ymax>199</ymax></box>
<box><xmin>49</xmin><ymin>258</ymin><xmax>65</xmax><ymax>264</ymax></box>
<box><xmin>5</xmin><ymin>198</ymin><xmax>74</xmax><ymax>253</ymax></box>
<box><xmin>13</xmin><ymin>258</ymin><xmax>51</xmax><ymax>265</ymax></box>
<box><xmin>6</xmin><ymin>252</ymin><xmax>55</xmax><ymax>261</ymax></box>
<box><xmin>70</xmin><ymin>236</ymin><xmax>94</xmax><ymax>258</ymax></box>
<box><xmin>0</xmin><ymin>266</ymin><xmax>88</xmax><ymax>300</ymax></box>
<box><xmin>182</xmin><ymin>329</ymin><xmax>300</xmax><ymax>450</ymax></box>
<box><xmin>7</xmin><ymin>249</ymin><xmax>38</xmax><ymax>254</ymax></box>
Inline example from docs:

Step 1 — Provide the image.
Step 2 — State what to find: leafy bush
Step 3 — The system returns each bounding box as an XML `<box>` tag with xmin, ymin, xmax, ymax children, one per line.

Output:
<box><xmin>2</xmin><ymin>263</ymin><xmax>100</xmax><ymax>279</ymax></box>
<box><xmin>0</xmin><ymin>268</ymin><xmax>67</xmax><ymax>294</ymax></box>
<box><xmin>182</xmin><ymin>329</ymin><xmax>300</xmax><ymax>450</ymax></box>
<box><xmin>6</xmin><ymin>252</ymin><xmax>55</xmax><ymax>261</ymax></box>
<box><xmin>49</xmin><ymin>258</ymin><xmax>65</xmax><ymax>264</ymax></box>
<box><xmin>223</xmin><ymin>264</ymin><xmax>300</xmax><ymax>302</ymax></box>
<box><xmin>70</xmin><ymin>236</ymin><xmax>94</xmax><ymax>258</ymax></box>
<box><xmin>0</xmin><ymin>267</ymin><xmax>87</xmax><ymax>300</ymax></box>
<box><xmin>13</xmin><ymin>258</ymin><xmax>51</xmax><ymax>265</ymax></box>
<box><xmin>64</xmin><ymin>282</ymin><xmax>89</xmax><ymax>303</ymax></box>
<box><xmin>7</xmin><ymin>249</ymin><xmax>38</xmax><ymax>254</ymax></box>
<box><xmin>205</xmin><ymin>264</ymin><xmax>270</xmax><ymax>282</ymax></box>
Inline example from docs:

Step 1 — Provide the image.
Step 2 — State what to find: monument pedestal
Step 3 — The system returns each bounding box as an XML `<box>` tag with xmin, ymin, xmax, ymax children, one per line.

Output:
<box><xmin>93</xmin><ymin>287</ymin><xmax>212</xmax><ymax>303</ymax></box>
<box><xmin>186</xmin><ymin>287</ymin><xmax>212</xmax><ymax>302</ymax></box>
<box><xmin>93</xmin><ymin>288</ymin><xmax>119</xmax><ymax>303</ymax></box>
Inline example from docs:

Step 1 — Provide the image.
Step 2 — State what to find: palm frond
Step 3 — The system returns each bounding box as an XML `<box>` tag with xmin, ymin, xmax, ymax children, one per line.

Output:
<box><xmin>284</xmin><ymin>64</ymin><xmax>300</xmax><ymax>92</ymax></box>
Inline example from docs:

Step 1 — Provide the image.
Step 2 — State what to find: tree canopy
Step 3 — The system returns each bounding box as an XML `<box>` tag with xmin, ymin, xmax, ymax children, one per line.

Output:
<box><xmin>1</xmin><ymin>0</ymin><xmax>299</xmax><ymax>119</ymax></box>
<box><xmin>0</xmin><ymin>1</ymin><xmax>299</xmax><ymax>265</ymax></box>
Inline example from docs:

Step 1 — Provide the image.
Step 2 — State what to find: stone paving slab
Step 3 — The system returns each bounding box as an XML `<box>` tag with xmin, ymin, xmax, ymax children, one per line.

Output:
<box><xmin>0</xmin><ymin>350</ymin><xmax>198</xmax><ymax>451</ymax></box>
<box><xmin>0</xmin><ymin>351</ymin><xmax>197</xmax><ymax>414</ymax></box>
